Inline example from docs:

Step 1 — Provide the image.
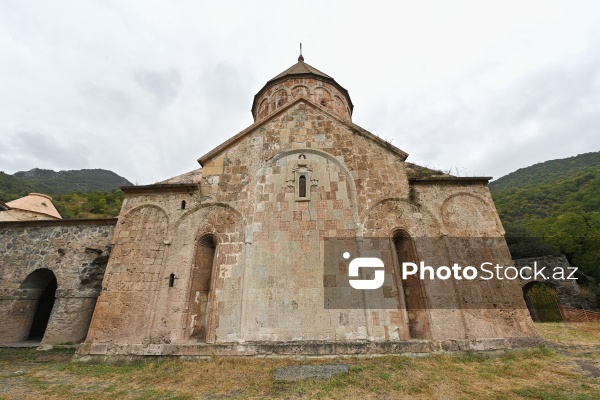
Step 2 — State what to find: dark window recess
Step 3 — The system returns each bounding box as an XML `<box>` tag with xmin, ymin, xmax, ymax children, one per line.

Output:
<box><xmin>181</xmin><ymin>200</ymin><xmax>186</xmax><ymax>210</ymax></box>
<box><xmin>299</xmin><ymin>175</ymin><xmax>307</xmax><ymax>198</ymax></box>
<box><xmin>169</xmin><ymin>273</ymin><xmax>175</xmax><ymax>287</ymax></box>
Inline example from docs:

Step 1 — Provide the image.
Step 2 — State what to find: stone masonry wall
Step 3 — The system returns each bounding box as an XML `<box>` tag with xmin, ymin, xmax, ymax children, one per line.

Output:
<box><xmin>82</xmin><ymin>97</ymin><xmax>537</xmax><ymax>355</ymax></box>
<box><xmin>0</xmin><ymin>219</ymin><xmax>115</xmax><ymax>345</ymax></box>
<box><xmin>406</xmin><ymin>182</ymin><xmax>536</xmax><ymax>340</ymax></box>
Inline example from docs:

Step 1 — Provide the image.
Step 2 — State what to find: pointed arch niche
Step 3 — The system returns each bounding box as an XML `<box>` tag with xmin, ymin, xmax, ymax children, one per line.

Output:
<box><xmin>392</xmin><ymin>230</ymin><xmax>432</xmax><ymax>340</ymax></box>
<box><xmin>21</xmin><ymin>268</ymin><xmax>58</xmax><ymax>342</ymax></box>
<box><xmin>187</xmin><ymin>233</ymin><xmax>218</xmax><ymax>342</ymax></box>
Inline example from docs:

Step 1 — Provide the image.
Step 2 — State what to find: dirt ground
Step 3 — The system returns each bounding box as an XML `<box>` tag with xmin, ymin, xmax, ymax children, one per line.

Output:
<box><xmin>0</xmin><ymin>322</ymin><xmax>599</xmax><ymax>399</ymax></box>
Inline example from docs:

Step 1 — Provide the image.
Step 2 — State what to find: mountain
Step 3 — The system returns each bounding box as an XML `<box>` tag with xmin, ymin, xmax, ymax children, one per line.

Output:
<box><xmin>489</xmin><ymin>151</ymin><xmax>600</xmax><ymax>192</ymax></box>
<box><xmin>0</xmin><ymin>172</ymin><xmax>35</xmax><ymax>201</ymax></box>
<box><xmin>1</xmin><ymin>168</ymin><xmax>132</xmax><ymax>202</ymax></box>
<box><xmin>0</xmin><ymin>168</ymin><xmax>132</xmax><ymax>220</ymax></box>
<box><xmin>490</xmin><ymin>151</ymin><xmax>600</xmax><ymax>286</ymax></box>
<box><xmin>490</xmin><ymin>152</ymin><xmax>600</xmax><ymax>222</ymax></box>
<box><xmin>12</xmin><ymin>168</ymin><xmax>132</xmax><ymax>195</ymax></box>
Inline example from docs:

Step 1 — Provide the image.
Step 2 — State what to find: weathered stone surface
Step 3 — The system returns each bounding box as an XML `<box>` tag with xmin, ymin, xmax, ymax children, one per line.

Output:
<box><xmin>0</xmin><ymin>219</ymin><xmax>115</xmax><ymax>345</ymax></box>
<box><xmin>0</xmin><ymin>56</ymin><xmax>540</xmax><ymax>357</ymax></box>
<box><xmin>72</xmin><ymin>336</ymin><xmax>543</xmax><ymax>362</ymax></box>
<box><xmin>77</xmin><ymin>57</ymin><xmax>538</xmax><ymax>357</ymax></box>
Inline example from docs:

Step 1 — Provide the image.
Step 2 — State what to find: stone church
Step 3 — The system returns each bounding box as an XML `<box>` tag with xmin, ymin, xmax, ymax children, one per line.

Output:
<box><xmin>0</xmin><ymin>54</ymin><xmax>540</xmax><ymax>357</ymax></box>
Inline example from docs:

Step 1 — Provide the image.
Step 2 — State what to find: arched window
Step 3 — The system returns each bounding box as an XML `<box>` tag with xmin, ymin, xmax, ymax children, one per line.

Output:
<box><xmin>299</xmin><ymin>175</ymin><xmax>307</xmax><ymax>198</ymax></box>
<box><xmin>188</xmin><ymin>234</ymin><xmax>217</xmax><ymax>342</ymax></box>
<box><xmin>181</xmin><ymin>200</ymin><xmax>186</xmax><ymax>210</ymax></box>
<box><xmin>168</xmin><ymin>273</ymin><xmax>175</xmax><ymax>287</ymax></box>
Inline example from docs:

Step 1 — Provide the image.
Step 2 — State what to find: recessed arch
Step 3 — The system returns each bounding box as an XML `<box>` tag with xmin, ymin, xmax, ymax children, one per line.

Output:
<box><xmin>187</xmin><ymin>233</ymin><xmax>219</xmax><ymax>342</ymax></box>
<box><xmin>257</xmin><ymin>98</ymin><xmax>269</xmax><ymax>119</ymax></box>
<box><xmin>120</xmin><ymin>202</ymin><xmax>169</xmax><ymax>220</ymax></box>
<box><xmin>119</xmin><ymin>203</ymin><xmax>170</xmax><ymax>240</ymax></box>
<box><xmin>391</xmin><ymin>230</ymin><xmax>432</xmax><ymax>340</ymax></box>
<box><xmin>313</xmin><ymin>87</ymin><xmax>332</xmax><ymax>108</ymax></box>
<box><xmin>441</xmin><ymin>192</ymin><xmax>501</xmax><ymax>236</ymax></box>
<box><xmin>290</xmin><ymin>84</ymin><xmax>311</xmax><ymax>98</ymax></box>
<box><xmin>363</xmin><ymin>197</ymin><xmax>442</xmax><ymax>238</ymax></box>
<box><xmin>522</xmin><ymin>281</ymin><xmax>562</xmax><ymax>322</ymax></box>
<box><xmin>20</xmin><ymin>268</ymin><xmax>58</xmax><ymax>341</ymax></box>
<box><xmin>440</xmin><ymin>192</ymin><xmax>491</xmax><ymax>210</ymax></box>
<box><xmin>254</xmin><ymin>148</ymin><xmax>359</xmax><ymax>229</ymax></box>
<box><xmin>174</xmin><ymin>202</ymin><xmax>243</xmax><ymax>231</ymax></box>
<box><xmin>270</xmin><ymin>89</ymin><xmax>289</xmax><ymax>110</ymax></box>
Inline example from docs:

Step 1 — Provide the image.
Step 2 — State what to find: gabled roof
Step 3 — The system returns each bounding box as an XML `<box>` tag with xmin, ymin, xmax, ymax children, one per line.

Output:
<box><xmin>158</xmin><ymin>168</ymin><xmax>203</xmax><ymax>185</ymax></box>
<box><xmin>199</xmin><ymin>96</ymin><xmax>408</xmax><ymax>167</ymax></box>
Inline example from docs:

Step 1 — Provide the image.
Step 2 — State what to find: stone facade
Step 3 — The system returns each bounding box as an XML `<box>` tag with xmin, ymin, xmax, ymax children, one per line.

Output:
<box><xmin>0</xmin><ymin>219</ymin><xmax>115</xmax><ymax>345</ymax></box>
<box><xmin>75</xmin><ymin>56</ymin><xmax>539</xmax><ymax>358</ymax></box>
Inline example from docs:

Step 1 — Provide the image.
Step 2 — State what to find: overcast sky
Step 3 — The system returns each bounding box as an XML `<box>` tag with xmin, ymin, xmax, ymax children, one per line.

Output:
<box><xmin>1</xmin><ymin>1</ymin><xmax>599</xmax><ymax>184</ymax></box>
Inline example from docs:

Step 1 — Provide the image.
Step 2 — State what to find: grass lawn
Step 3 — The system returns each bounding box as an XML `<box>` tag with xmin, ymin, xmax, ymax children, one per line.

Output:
<box><xmin>1</xmin><ymin>322</ymin><xmax>599</xmax><ymax>399</ymax></box>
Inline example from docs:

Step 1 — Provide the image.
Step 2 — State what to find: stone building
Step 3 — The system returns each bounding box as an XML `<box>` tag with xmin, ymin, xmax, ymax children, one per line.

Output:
<box><xmin>77</xmin><ymin>55</ymin><xmax>538</xmax><ymax>358</ymax></box>
<box><xmin>0</xmin><ymin>218</ymin><xmax>115</xmax><ymax>346</ymax></box>
<box><xmin>1</xmin><ymin>55</ymin><xmax>540</xmax><ymax>356</ymax></box>
<box><xmin>0</xmin><ymin>193</ymin><xmax>62</xmax><ymax>221</ymax></box>
<box><xmin>0</xmin><ymin>193</ymin><xmax>115</xmax><ymax>347</ymax></box>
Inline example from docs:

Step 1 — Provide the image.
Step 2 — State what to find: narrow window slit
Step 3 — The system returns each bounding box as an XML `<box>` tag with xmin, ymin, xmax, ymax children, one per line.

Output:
<box><xmin>169</xmin><ymin>273</ymin><xmax>175</xmax><ymax>287</ymax></box>
<box><xmin>181</xmin><ymin>200</ymin><xmax>186</xmax><ymax>210</ymax></box>
<box><xmin>299</xmin><ymin>175</ymin><xmax>307</xmax><ymax>198</ymax></box>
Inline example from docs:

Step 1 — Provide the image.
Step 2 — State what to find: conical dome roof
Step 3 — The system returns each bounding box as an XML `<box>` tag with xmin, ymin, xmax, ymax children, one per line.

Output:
<box><xmin>267</xmin><ymin>56</ymin><xmax>333</xmax><ymax>83</ymax></box>
<box><xmin>6</xmin><ymin>193</ymin><xmax>62</xmax><ymax>219</ymax></box>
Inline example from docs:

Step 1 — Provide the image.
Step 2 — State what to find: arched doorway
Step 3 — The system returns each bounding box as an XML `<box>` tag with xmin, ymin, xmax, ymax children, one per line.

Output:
<box><xmin>523</xmin><ymin>282</ymin><xmax>562</xmax><ymax>322</ymax></box>
<box><xmin>392</xmin><ymin>231</ymin><xmax>431</xmax><ymax>339</ymax></box>
<box><xmin>187</xmin><ymin>234</ymin><xmax>217</xmax><ymax>342</ymax></box>
<box><xmin>21</xmin><ymin>269</ymin><xmax>57</xmax><ymax>341</ymax></box>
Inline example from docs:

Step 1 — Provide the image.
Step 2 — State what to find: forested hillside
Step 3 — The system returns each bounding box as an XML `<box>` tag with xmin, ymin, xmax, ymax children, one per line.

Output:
<box><xmin>50</xmin><ymin>190</ymin><xmax>125</xmax><ymax>219</ymax></box>
<box><xmin>490</xmin><ymin>152</ymin><xmax>600</xmax><ymax>286</ymax></box>
<box><xmin>0</xmin><ymin>168</ymin><xmax>131</xmax><ymax>219</ymax></box>
<box><xmin>10</xmin><ymin>168</ymin><xmax>132</xmax><ymax>195</ymax></box>
<box><xmin>489</xmin><ymin>151</ymin><xmax>600</xmax><ymax>192</ymax></box>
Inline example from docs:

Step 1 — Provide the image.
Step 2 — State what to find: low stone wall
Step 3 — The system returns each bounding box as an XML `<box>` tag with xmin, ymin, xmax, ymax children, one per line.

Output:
<box><xmin>0</xmin><ymin>219</ymin><xmax>116</xmax><ymax>345</ymax></box>
<box><xmin>74</xmin><ymin>336</ymin><xmax>543</xmax><ymax>363</ymax></box>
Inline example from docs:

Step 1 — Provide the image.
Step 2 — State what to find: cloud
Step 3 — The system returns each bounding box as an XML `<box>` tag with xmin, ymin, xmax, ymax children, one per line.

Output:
<box><xmin>0</xmin><ymin>1</ymin><xmax>599</xmax><ymax>184</ymax></box>
<box><xmin>0</xmin><ymin>131</ymin><xmax>92</xmax><ymax>172</ymax></box>
<box><xmin>363</xmin><ymin>40</ymin><xmax>600</xmax><ymax>179</ymax></box>
<box><xmin>134</xmin><ymin>69</ymin><xmax>181</xmax><ymax>107</ymax></box>
<box><xmin>80</xmin><ymin>84</ymin><xmax>134</xmax><ymax>120</ymax></box>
